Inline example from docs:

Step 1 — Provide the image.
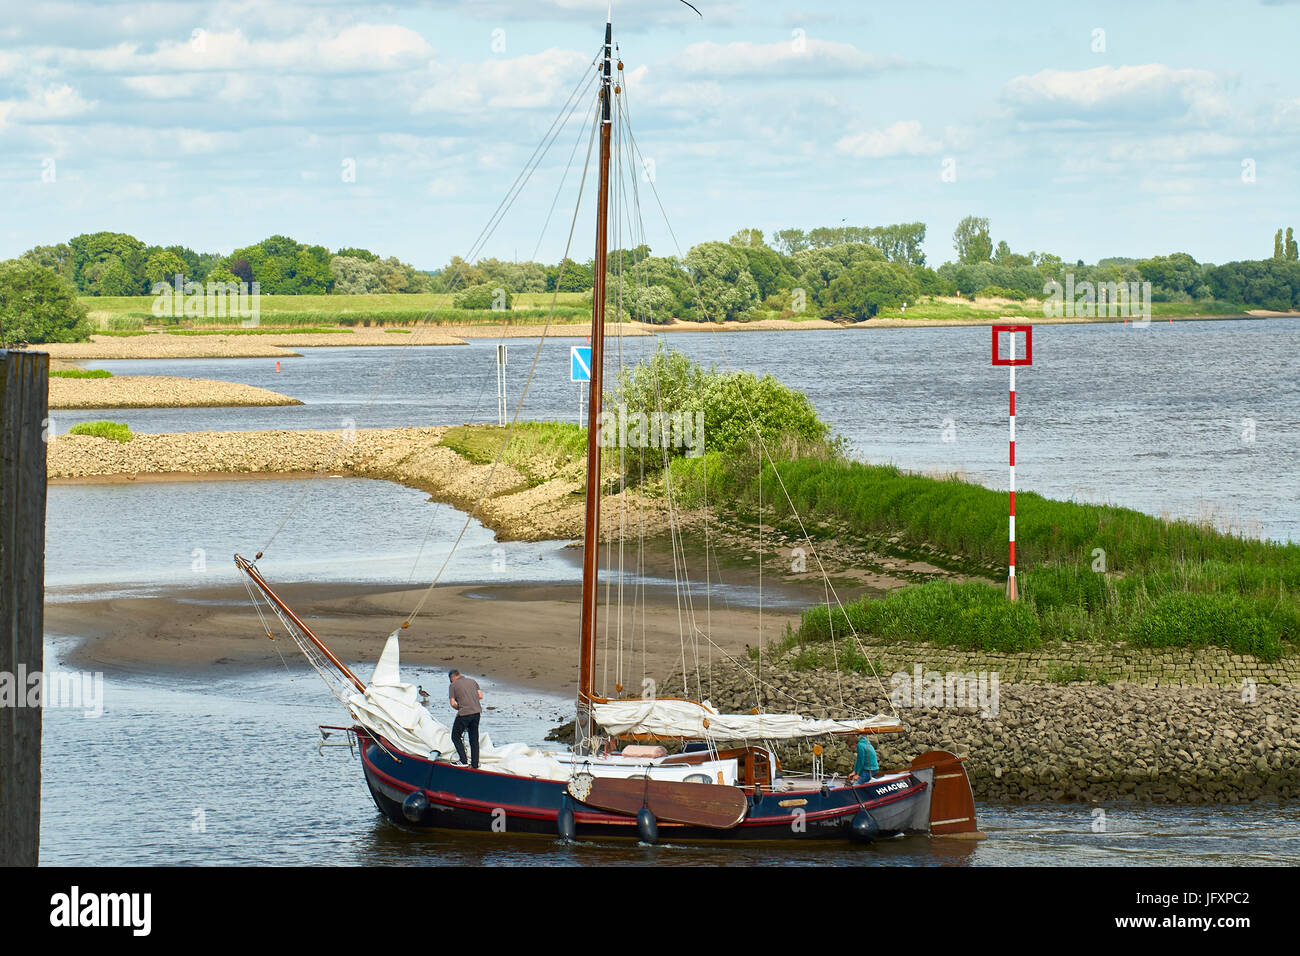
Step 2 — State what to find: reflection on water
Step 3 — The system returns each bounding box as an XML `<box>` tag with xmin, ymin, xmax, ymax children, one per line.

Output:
<box><xmin>46</xmin><ymin>478</ymin><xmax>821</xmax><ymax>609</ymax></box>
<box><xmin>45</xmin><ymin>477</ymin><xmax>573</xmax><ymax>594</ymax></box>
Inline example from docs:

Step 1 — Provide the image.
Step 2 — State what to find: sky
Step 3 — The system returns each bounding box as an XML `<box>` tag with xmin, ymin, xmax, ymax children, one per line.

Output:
<box><xmin>2</xmin><ymin>0</ymin><xmax>1298</xmax><ymax>271</ymax></box>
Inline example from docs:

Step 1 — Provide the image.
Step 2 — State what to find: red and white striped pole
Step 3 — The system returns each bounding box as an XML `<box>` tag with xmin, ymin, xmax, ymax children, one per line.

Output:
<box><xmin>992</xmin><ymin>324</ymin><xmax>1031</xmax><ymax>601</ymax></box>
<box><xmin>1007</xmin><ymin>332</ymin><xmax>1017</xmax><ymax>601</ymax></box>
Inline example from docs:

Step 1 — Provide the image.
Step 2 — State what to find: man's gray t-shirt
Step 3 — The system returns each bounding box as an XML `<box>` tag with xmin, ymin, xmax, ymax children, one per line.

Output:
<box><xmin>450</xmin><ymin>677</ymin><xmax>482</xmax><ymax>716</ymax></box>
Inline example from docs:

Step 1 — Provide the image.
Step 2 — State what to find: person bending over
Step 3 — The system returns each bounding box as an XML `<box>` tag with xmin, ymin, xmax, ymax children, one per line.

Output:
<box><xmin>448</xmin><ymin>669</ymin><xmax>484</xmax><ymax>769</ymax></box>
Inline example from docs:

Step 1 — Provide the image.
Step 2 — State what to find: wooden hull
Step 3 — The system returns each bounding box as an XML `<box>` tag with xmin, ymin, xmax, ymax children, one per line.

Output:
<box><xmin>355</xmin><ymin>728</ymin><xmax>934</xmax><ymax>843</ymax></box>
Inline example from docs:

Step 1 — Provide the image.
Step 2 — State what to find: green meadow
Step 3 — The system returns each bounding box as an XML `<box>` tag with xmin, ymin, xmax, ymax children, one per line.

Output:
<box><xmin>82</xmin><ymin>292</ymin><xmax>593</xmax><ymax>330</ymax></box>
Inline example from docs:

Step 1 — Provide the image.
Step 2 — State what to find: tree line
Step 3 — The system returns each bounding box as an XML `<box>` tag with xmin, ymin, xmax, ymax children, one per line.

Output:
<box><xmin>5</xmin><ymin>219</ymin><xmax>1300</xmax><ymax>345</ymax></box>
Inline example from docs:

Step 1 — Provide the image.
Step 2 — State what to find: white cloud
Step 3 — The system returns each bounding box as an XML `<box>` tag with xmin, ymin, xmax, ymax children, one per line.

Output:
<box><xmin>35</xmin><ymin>24</ymin><xmax>433</xmax><ymax>76</ymax></box>
<box><xmin>1002</xmin><ymin>64</ymin><xmax>1229</xmax><ymax>124</ymax></box>
<box><xmin>835</xmin><ymin>120</ymin><xmax>940</xmax><ymax>158</ymax></box>
<box><xmin>675</xmin><ymin>38</ymin><xmax>904</xmax><ymax>77</ymax></box>
<box><xmin>4</xmin><ymin>84</ymin><xmax>95</xmax><ymax>123</ymax></box>
<box><xmin>1109</xmin><ymin>132</ymin><xmax>1242</xmax><ymax>163</ymax></box>
<box><xmin>413</xmin><ymin>47</ymin><xmax>592</xmax><ymax>114</ymax></box>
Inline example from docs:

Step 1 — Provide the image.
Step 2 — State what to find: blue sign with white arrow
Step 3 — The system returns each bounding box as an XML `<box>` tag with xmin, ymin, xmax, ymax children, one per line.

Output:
<box><xmin>570</xmin><ymin>346</ymin><xmax>592</xmax><ymax>382</ymax></box>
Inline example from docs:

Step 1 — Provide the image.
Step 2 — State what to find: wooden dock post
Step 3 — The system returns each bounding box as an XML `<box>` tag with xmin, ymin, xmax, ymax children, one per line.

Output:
<box><xmin>0</xmin><ymin>349</ymin><xmax>48</xmax><ymax>867</ymax></box>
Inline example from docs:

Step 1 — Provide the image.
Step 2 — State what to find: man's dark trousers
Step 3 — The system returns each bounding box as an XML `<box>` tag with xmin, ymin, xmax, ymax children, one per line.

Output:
<box><xmin>451</xmin><ymin>712</ymin><xmax>481</xmax><ymax>768</ymax></box>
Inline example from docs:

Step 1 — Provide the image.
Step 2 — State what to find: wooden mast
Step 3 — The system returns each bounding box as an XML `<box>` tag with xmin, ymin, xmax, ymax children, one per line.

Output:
<box><xmin>577</xmin><ymin>16</ymin><xmax>613</xmax><ymax>722</ymax></box>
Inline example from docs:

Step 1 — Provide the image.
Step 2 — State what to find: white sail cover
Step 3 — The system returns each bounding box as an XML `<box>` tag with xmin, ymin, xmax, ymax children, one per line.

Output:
<box><xmin>346</xmin><ymin>631</ymin><xmax>568</xmax><ymax>780</ymax></box>
<box><xmin>592</xmin><ymin>697</ymin><xmax>901</xmax><ymax>740</ymax></box>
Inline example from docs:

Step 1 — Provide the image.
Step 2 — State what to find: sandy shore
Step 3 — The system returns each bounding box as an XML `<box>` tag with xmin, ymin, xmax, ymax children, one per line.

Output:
<box><xmin>49</xmin><ymin>375</ymin><xmax>302</xmax><ymax>409</ymax></box>
<box><xmin>46</xmin><ymin>426</ymin><xmax>627</xmax><ymax>542</ymax></box>
<box><xmin>46</xmin><ymin>580</ymin><xmax>781</xmax><ymax>699</ymax></box>
<box><xmin>42</xmin><ymin>328</ymin><xmax>466</xmax><ymax>360</ymax></box>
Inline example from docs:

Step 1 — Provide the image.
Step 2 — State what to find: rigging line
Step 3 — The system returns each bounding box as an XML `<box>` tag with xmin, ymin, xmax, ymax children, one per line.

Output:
<box><xmin>256</xmin><ymin>56</ymin><xmax>600</xmax><ymax>560</ymax></box>
<box><xmin>241</xmin><ymin>576</ymin><xmax>294</xmax><ymax>676</ymax></box>
<box><xmin>616</xmin><ymin>91</ymin><xmax>707</xmax><ymax>705</ymax></box>
<box><xmin>612</xmin><ymin>82</ymin><xmax>627</xmax><ymax>697</ymax></box>
<box><xmin>618</xmin><ymin>121</ymin><xmax>897</xmax><ymax>715</ymax></box>
<box><xmin>530</xmin><ymin>85</ymin><xmax>599</xmax><ymax>263</ymax></box>
<box><xmin>405</xmin><ymin>84</ymin><xmax>603</xmax><ymax>585</ymax></box>
<box><xmin>613</xmin><ymin>86</ymin><xmax>708</xmax><ymax>704</ymax></box>
<box><xmin>403</xmin><ymin>105</ymin><xmax>601</xmax><ymax>588</ymax></box>
<box><xmin>403</xmin><ymin>92</ymin><xmax>602</xmax><ymax>628</ymax></box>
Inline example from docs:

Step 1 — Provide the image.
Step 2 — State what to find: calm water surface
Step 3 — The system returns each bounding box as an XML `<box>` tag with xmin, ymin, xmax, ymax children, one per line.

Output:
<box><xmin>39</xmin><ymin>651</ymin><xmax>1300</xmax><ymax>866</ymax></box>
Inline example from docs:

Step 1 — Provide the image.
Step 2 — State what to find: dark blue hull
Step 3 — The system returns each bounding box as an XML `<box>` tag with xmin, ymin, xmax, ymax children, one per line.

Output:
<box><xmin>355</xmin><ymin>728</ymin><xmax>931</xmax><ymax>842</ymax></box>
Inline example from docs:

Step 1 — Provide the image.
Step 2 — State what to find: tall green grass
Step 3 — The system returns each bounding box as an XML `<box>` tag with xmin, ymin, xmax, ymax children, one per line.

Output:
<box><xmin>67</xmin><ymin>420</ymin><xmax>133</xmax><ymax>442</ymax></box>
<box><xmin>50</xmin><ymin>368</ymin><xmax>113</xmax><ymax>378</ymax></box>
<box><xmin>673</xmin><ymin>450</ymin><xmax>1300</xmax><ymax>660</ymax></box>
<box><xmin>440</xmin><ymin>423</ymin><xmax>588</xmax><ymax>484</ymax></box>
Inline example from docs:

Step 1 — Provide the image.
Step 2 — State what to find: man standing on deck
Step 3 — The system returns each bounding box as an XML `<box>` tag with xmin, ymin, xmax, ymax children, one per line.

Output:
<box><xmin>448</xmin><ymin>670</ymin><xmax>484</xmax><ymax>769</ymax></box>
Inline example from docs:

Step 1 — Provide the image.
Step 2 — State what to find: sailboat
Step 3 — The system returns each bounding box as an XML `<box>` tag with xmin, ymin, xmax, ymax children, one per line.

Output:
<box><xmin>235</xmin><ymin>15</ymin><xmax>981</xmax><ymax>844</ymax></box>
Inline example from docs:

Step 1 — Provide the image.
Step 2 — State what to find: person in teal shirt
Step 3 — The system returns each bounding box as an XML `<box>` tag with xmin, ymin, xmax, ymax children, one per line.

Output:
<box><xmin>848</xmin><ymin>735</ymin><xmax>878</xmax><ymax>784</ymax></box>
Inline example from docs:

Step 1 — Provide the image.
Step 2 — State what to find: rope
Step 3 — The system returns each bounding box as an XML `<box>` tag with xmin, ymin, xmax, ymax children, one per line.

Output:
<box><xmin>255</xmin><ymin>47</ymin><xmax>602</xmax><ymax>560</ymax></box>
<box><xmin>402</xmin><ymin>89</ymin><xmax>603</xmax><ymax>629</ymax></box>
<box><xmin>617</xmin><ymin>117</ymin><xmax>898</xmax><ymax>720</ymax></box>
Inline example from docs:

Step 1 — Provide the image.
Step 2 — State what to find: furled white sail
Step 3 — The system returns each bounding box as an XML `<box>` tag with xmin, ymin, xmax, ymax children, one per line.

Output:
<box><xmin>346</xmin><ymin>631</ymin><xmax>569</xmax><ymax>780</ymax></box>
<box><xmin>592</xmin><ymin>697</ymin><xmax>901</xmax><ymax>740</ymax></box>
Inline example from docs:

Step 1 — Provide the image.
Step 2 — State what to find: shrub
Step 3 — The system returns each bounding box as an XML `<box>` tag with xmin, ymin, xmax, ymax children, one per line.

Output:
<box><xmin>610</xmin><ymin>345</ymin><xmax>838</xmax><ymax>469</ymax></box>
<box><xmin>453</xmin><ymin>284</ymin><xmax>513</xmax><ymax>311</ymax></box>
<box><xmin>0</xmin><ymin>259</ymin><xmax>93</xmax><ymax>345</ymax></box>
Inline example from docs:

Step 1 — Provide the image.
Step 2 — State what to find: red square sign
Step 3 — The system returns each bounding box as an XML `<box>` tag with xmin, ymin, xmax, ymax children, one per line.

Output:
<box><xmin>992</xmin><ymin>325</ymin><xmax>1033</xmax><ymax>366</ymax></box>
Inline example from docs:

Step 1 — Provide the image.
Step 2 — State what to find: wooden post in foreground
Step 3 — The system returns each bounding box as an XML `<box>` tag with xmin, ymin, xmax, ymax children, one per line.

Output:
<box><xmin>0</xmin><ymin>349</ymin><xmax>49</xmax><ymax>867</ymax></box>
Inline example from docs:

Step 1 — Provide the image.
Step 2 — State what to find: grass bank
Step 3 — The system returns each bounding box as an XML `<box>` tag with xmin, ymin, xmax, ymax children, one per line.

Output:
<box><xmin>667</xmin><ymin>453</ymin><xmax>1300</xmax><ymax>662</ymax></box>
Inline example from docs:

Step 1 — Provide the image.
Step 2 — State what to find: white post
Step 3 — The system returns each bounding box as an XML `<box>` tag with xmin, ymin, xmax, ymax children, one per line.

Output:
<box><xmin>496</xmin><ymin>344</ymin><xmax>507</xmax><ymax>427</ymax></box>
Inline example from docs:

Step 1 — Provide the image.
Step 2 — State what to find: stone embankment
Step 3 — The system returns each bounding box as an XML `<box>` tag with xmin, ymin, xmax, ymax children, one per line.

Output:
<box><xmin>660</xmin><ymin>658</ymin><xmax>1300</xmax><ymax>803</ymax></box>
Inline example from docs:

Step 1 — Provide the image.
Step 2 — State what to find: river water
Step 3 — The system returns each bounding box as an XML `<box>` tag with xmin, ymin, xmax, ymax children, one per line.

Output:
<box><xmin>56</xmin><ymin>318</ymin><xmax>1300</xmax><ymax>543</ymax></box>
<box><xmin>39</xmin><ymin>318</ymin><xmax>1300</xmax><ymax>865</ymax></box>
<box><xmin>38</xmin><ymin>637</ymin><xmax>1300</xmax><ymax>866</ymax></box>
